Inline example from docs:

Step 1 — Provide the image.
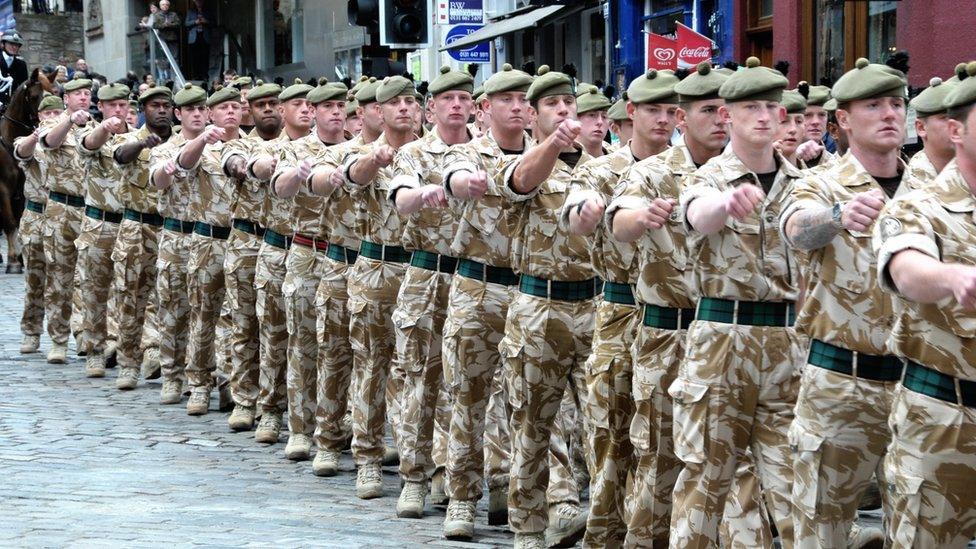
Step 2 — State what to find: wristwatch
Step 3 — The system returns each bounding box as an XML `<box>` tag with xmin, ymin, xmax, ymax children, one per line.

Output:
<box><xmin>831</xmin><ymin>202</ymin><xmax>843</xmax><ymax>229</ymax></box>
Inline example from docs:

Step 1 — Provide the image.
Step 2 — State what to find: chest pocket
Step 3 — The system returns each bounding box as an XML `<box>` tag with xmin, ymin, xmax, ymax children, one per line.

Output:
<box><xmin>530</xmin><ymin>180</ymin><xmax>568</xmax><ymax>238</ymax></box>
<box><xmin>936</xmin><ymin>231</ymin><xmax>976</xmax><ymax>337</ymax></box>
<box><xmin>827</xmin><ymin>231</ymin><xmax>874</xmax><ymax>293</ymax></box>
<box><xmin>719</xmin><ymin>215</ymin><xmax>760</xmax><ymax>283</ymax></box>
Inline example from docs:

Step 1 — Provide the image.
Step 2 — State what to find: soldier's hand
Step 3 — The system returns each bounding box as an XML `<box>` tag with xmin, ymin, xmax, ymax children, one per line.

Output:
<box><xmin>842</xmin><ymin>189</ymin><xmax>886</xmax><ymax>232</ymax></box>
<box><xmin>163</xmin><ymin>159</ymin><xmax>177</xmax><ymax>176</ymax></box>
<box><xmin>578</xmin><ymin>197</ymin><xmax>606</xmax><ymax>228</ymax></box>
<box><xmin>202</xmin><ymin>125</ymin><xmax>224</xmax><ymax>144</ymax></box>
<box><xmin>640</xmin><ymin>198</ymin><xmax>677</xmax><ymax>230</ymax></box>
<box><xmin>70</xmin><ymin>110</ymin><xmax>90</xmax><ymax>125</ymax></box>
<box><xmin>550</xmin><ymin>119</ymin><xmax>582</xmax><ymax>149</ymax></box>
<box><xmin>465</xmin><ymin>170</ymin><xmax>488</xmax><ymax>199</ymax></box>
<box><xmin>142</xmin><ymin>133</ymin><xmax>163</xmax><ymax>149</ymax></box>
<box><xmin>421</xmin><ymin>184</ymin><xmax>448</xmax><ymax>209</ymax></box>
<box><xmin>329</xmin><ymin>168</ymin><xmax>345</xmax><ymax>189</ymax></box>
<box><xmin>297</xmin><ymin>159</ymin><xmax>312</xmax><ymax>182</ymax></box>
<box><xmin>723</xmin><ymin>184</ymin><xmax>765</xmax><ymax>220</ymax></box>
<box><xmin>101</xmin><ymin>116</ymin><xmax>127</xmax><ymax>134</ymax></box>
<box><xmin>950</xmin><ymin>265</ymin><xmax>976</xmax><ymax>309</ymax></box>
<box><xmin>371</xmin><ymin>145</ymin><xmax>395</xmax><ymax>168</ymax></box>
<box><xmin>796</xmin><ymin>140</ymin><xmax>824</xmax><ymax>162</ymax></box>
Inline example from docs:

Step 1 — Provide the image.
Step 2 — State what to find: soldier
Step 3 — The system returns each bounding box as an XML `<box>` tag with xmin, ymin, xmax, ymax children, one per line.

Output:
<box><xmin>562</xmin><ymin>68</ymin><xmax>678</xmax><ymax>547</ymax></box>
<box><xmin>233</xmin><ymin>76</ymin><xmax>256</xmax><ymax>133</ymax></box>
<box><xmin>342</xmin><ymin>75</ymin><xmax>420</xmax><ymax>499</ymax></box>
<box><xmin>774</xmin><ymin>90</ymin><xmax>809</xmax><ymax>168</ymax></box>
<box><xmin>219</xmin><ymin>79</ymin><xmax>283</xmax><ymax>432</ymax></box>
<box><xmin>574</xmin><ymin>84</ymin><xmax>612</xmax><ymax>158</ymax></box>
<box><xmin>796</xmin><ymin>82</ymin><xmax>836</xmax><ymax>168</ymax></box>
<box><xmin>670</xmin><ymin>57</ymin><xmax>803</xmax><ymax>548</ymax></box>
<box><xmin>469</xmin><ymin>85</ymin><xmax>486</xmax><ymax>137</ymax></box>
<box><xmin>872</xmin><ymin>61</ymin><xmax>976</xmax><ymax>548</ymax></box>
<box><xmin>385</xmin><ymin>66</ymin><xmax>474</xmax><ymax>518</ymax></box>
<box><xmin>344</xmin><ymin>99</ymin><xmax>362</xmax><ymax>136</ymax></box>
<box><xmin>75</xmin><ymin>82</ymin><xmax>131</xmax><ymax>378</ymax></box>
<box><xmin>608</xmin><ymin>93</ymin><xmax>632</xmax><ymax>147</ymax></box>
<box><xmin>907</xmin><ymin>77</ymin><xmax>958</xmax><ymax>184</ymax></box>
<box><xmin>14</xmin><ymin>94</ymin><xmax>63</xmax><ymax>355</ymax></box>
<box><xmin>248</xmin><ymin>78</ymin><xmax>313</xmax><ymax>444</ymax></box>
<box><xmin>37</xmin><ymin>74</ymin><xmax>95</xmax><ymax>364</ymax></box>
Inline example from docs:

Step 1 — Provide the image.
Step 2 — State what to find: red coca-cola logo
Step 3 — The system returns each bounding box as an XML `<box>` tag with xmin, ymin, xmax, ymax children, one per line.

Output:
<box><xmin>680</xmin><ymin>46</ymin><xmax>711</xmax><ymax>57</ymax></box>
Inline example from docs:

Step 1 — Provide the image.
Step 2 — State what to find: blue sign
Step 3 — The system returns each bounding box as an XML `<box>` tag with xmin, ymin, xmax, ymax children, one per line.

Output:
<box><xmin>0</xmin><ymin>0</ymin><xmax>13</xmax><ymax>33</ymax></box>
<box><xmin>445</xmin><ymin>24</ymin><xmax>490</xmax><ymax>64</ymax></box>
<box><xmin>448</xmin><ymin>0</ymin><xmax>483</xmax><ymax>24</ymax></box>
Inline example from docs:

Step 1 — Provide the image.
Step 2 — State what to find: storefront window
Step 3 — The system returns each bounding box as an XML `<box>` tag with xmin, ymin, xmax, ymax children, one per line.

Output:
<box><xmin>644</xmin><ymin>0</ymin><xmax>686</xmax><ymax>36</ymax></box>
<box><xmin>272</xmin><ymin>0</ymin><xmax>304</xmax><ymax>66</ymax></box>
<box><xmin>588</xmin><ymin>10</ymin><xmax>605</xmax><ymax>83</ymax></box>
<box><xmin>815</xmin><ymin>0</ymin><xmax>844</xmax><ymax>85</ymax></box>
<box><xmin>867</xmin><ymin>1</ymin><xmax>897</xmax><ymax>64</ymax></box>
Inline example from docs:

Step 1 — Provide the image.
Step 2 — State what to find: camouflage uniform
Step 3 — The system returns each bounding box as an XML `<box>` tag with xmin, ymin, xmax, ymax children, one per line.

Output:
<box><xmin>38</xmin><ymin>116</ymin><xmax>95</xmax><ymax>348</ymax></box>
<box><xmin>780</xmin><ymin>152</ymin><xmax>921</xmax><ymax>548</ymax></box>
<box><xmin>670</xmin><ymin>148</ymin><xmax>804</xmax><ymax>548</ymax></box>
<box><xmin>905</xmin><ymin>149</ymin><xmax>940</xmax><ymax>188</ymax></box>
<box><xmin>874</xmin><ymin>160</ymin><xmax>976</xmax><ymax>548</ymax></box>
<box><xmin>14</xmin><ymin>137</ymin><xmax>49</xmax><ymax>341</ymax></box>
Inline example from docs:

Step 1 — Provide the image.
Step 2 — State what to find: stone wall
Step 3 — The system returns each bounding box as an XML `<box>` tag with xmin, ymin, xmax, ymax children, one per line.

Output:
<box><xmin>14</xmin><ymin>12</ymin><xmax>85</xmax><ymax>70</ymax></box>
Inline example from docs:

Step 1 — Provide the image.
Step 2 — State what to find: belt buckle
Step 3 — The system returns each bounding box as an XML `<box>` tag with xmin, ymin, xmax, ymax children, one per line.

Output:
<box><xmin>851</xmin><ymin>352</ymin><xmax>859</xmax><ymax>379</ymax></box>
<box><xmin>546</xmin><ymin>278</ymin><xmax>553</xmax><ymax>300</ymax></box>
<box><xmin>955</xmin><ymin>377</ymin><xmax>964</xmax><ymax>406</ymax></box>
<box><xmin>732</xmin><ymin>299</ymin><xmax>740</xmax><ymax>326</ymax></box>
<box><xmin>676</xmin><ymin>307</ymin><xmax>684</xmax><ymax>330</ymax></box>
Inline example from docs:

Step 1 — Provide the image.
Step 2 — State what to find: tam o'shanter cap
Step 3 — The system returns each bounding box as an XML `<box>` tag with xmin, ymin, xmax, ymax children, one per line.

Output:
<box><xmin>946</xmin><ymin>62</ymin><xmax>969</xmax><ymax>83</ymax></box>
<box><xmin>483</xmin><ymin>63</ymin><xmax>534</xmax><ymax>96</ymax></box>
<box><xmin>278</xmin><ymin>78</ymin><xmax>314</xmax><ymax>102</ymax></box>
<box><xmin>246</xmin><ymin>79</ymin><xmax>283</xmax><ymax>102</ymax></box>
<box><xmin>375</xmin><ymin>75</ymin><xmax>415</xmax><ymax>103</ymax></box>
<box><xmin>797</xmin><ymin>81</ymin><xmax>830</xmax><ymax>106</ymax></box>
<box><xmin>910</xmin><ymin>77</ymin><xmax>956</xmax><ymax>117</ymax></box>
<box><xmin>138</xmin><ymin>85</ymin><xmax>173</xmax><ymax>104</ymax></box>
<box><xmin>429</xmin><ymin>66</ymin><xmax>474</xmax><ymax>96</ymax></box>
<box><xmin>944</xmin><ymin>61</ymin><xmax>976</xmax><ymax>111</ymax></box>
<box><xmin>206</xmin><ymin>84</ymin><xmax>241</xmax><ymax>107</ymax></box>
<box><xmin>831</xmin><ymin>58</ymin><xmax>907</xmax><ymax>103</ymax></box>
<box><xmin>63</xmin><ymin>73</ymin><xmax>92</xmax><ymax>92</ymax></box>
<box><xmin>97</xmin><ymin>82</ymin><xmax>130</xmax><ymax>101</ymax></box>
<box><xmin>607</xmin><ymin>95</ymin><xmax>628</xmax><ymax>121</ymax></box>
<box><xmin>355</xmin><ymin>77</ymin><xmax>382</xmax><ymax>105</ymax></box>
<box><xmin>627</xmin><ymin>69</ymin><xmax>679</xmax><ymax>104</ymax></box>
<box><xmin>674</xmin><ymin>62</ymin><xmax>728</xmax><ymax>102</ymax></box>
<box><xmin>308</xmin><ymin>78</ymin><xmax>349</xmax><ymax>104</ymax></box>
<box><xmin>232</xmin><ymin>76</ymin><xmax>253</xmax><ymax>89</ymax></box>
<box><xmin>38</xmin><ymin>92</ymin><xmax>64</xmax><ymax>112</ymax></box>
<box><xmin>718</xmin><ymin>57</ymin><xmax>788</xmax><ymax>103</ymax></box>
<box><xmin>780</xmin><ymin>90</ymin><xmax>807</xmax><ymax>114</ymax></box>
<box><xmin>576</xmin><ymin>83</ymin><xmax>611</xmax><ymax>114</ymax></box>
<box><xmin>824</xmin><ymin>98</ymin><xmax>838</xmax><ymax>112</ymax></box>
<box><xmin>345</xmin><ymin>98</ymin><xmax>359</xmax><ymax>116</ymax></box>
<box><xmin>175</xmin><ymin>83</ymin><xmax>207</xmax><ymax>107</ymax></box>
<box><xmin>526</xmin><ymin>65</ymin><xmax>574</xmax><ymax>102</ymax></box>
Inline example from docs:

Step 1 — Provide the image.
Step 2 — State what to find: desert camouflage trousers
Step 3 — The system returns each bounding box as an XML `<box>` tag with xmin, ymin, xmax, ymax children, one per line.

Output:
<box><xmin>668</xmin><ymin>319</ymin><xmax>802</xmax><ymax>549</ymax></box>
<box><xmin>19</xmin><ymin>209</ymin><xmax>47</xmax><ymax>337</ymax></box>
<box><xmin>111</xmin><ymin>219</ymin><xmax>159</xmax><ymax>371</ymax></box>
<box><xmin>42</xmin><ymin>201</ymin><xmax>82</xmax><ymax>346</ymax></box>
<box><xmin>314</xmin><ymin>254</ymin><xmax>355</xmax><ymax>452</ymax></box>
<box><xmin>791</xmin><ymin>363</ymin><xmax>896</xmax><ymax>548</ymax></box>
<box><xmin>224</xmin><ymin>229</ymin><xmax>262</xmax><ymax>408</ymax></box>
<box><xmin>185</xmin><ymin>233</ymin><xmax>227</xmax><ymax>390</ymax></box>
<box><xmin>347</xmin><ymin>256</ymin><xmax>406</xmax><ymax>466</ymax></box>
<box><xmin>885</xmin><ymin>384</ymin><xmax>976</xmax><ymax>548</ymax></box>
<box><xmin>284</xmin><ymin>243</ymin><xmax>324</xmax><ymax>436</ymax></box>
<box><xmin>75</xmin><ymin>216</ymin><xmax>120</xmax><ymax>355</ymax></box>
<box><xmin>255</xmin><ymin>242</ymin><xmax>289</xmax><ymax>414</ymax></box>
<box><xmin>502</xmin><ymin>292</ymin><xmax>595</xmax><ymax>534</ymax></box>
<box><xmin>394</xmin><ymin>265</ymin><xmax>451</xmax><ymax>483</ymax></box>
<box><xmin>156</xmin><ymin>229</ymin><xmax>192</xmax><ymax>384</ymax></box>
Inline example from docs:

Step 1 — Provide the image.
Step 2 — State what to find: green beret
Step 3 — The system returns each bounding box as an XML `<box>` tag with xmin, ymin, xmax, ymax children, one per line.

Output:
<box><xmin>346</xmin><ymin>98</ymin><xmax>359</xmax><ymax>117</ymax></box>
<box><xmin>232</xmin><ymin>76</ymin><xmax>253</xmax><ymax>89</ymax></box>
<box><xmin>138</xmin><ymin>85</ymin><xmax>173</xmax><ymax>105</ymax></box>
<box><xmin>832</xmin><ymin>58</ymin><xmax>907</xmax><ymax>103</ymax></box>
<box><xmin>429</xmin><ymin>65</ymin><xmax>474</xmax><ymax>96</ymax></box>
<box><xmin>781</xmin><ymin>90</ymin><xmax>807</xmax><ymax>114</ymax></box>
<box><xmin>715</xmin><ymin>67</ymin><xmax>736</xmax><ymax>76</ymax></box>
<box><xmin>376</xmin><ymin>75</ymin><xmax>415</xmax><ymax>103</ymax></box>
<box><xmin>627</xmin><ymin>69</ymin><xmax>679</xmax><ymax>104</ymax></box>
<box><xmin>308</xmin><ymin>78</ymin><xmax>349</xmax><ymax>104</ymax></box>
<box><xmin>719</xmin><ymin>57</ymin><xmax>788</xmax><ymax>103</ymax></box>
<box><xmin>910</xmin><ymin>77</ymin><xmax>956</xmax><ymax>117</ymax></box>
<box><xmin>526</xmin><ymin>65</ymin><xmax>574</xmax><ymax>102</ymax></box>
<box><xmin>675</xmin><ymin>62</ymin><xmax>728</xmax><ymax>102</ymax></box>
<box><xmin>576</xmin><ymin>85</ymin><xmax>611</xmax><ymax>114</ymax></box>
<box><xmin>206</xmin><ymin>84</ymin><xmax>242</xmax><ymax>107</ymax></box>
<box><xmin>607</xmin><ymin>95</ymin><xmax>629</xmax><ymax>121</ymax></box>
<box><xmin>38</xmin><ymin>92</ymin><xmax>64</xmax><ymax>112</ymax></box>
<box><xmin>944</xmin><ymin>62</ymin><xmax>976</xmax><ymax>111</ymax></box>
<box><xmin>174</xmin><ymin>83</ymin><xmax>207</xmax><ymax>107</ymax></box>
<box><xmin>355</xmin><ymin>77</ymin><xmax>381</xmax><ymax>105</ymax></box>
<box><xmin>797</xmin><ymin>82</ymin><xmax>830</xmax><ymax>106</ymax></box>
<box><xmin>946</xmin><ymin>62</ymin><xmax>969</xmax><ymax>84</ymax></box>
<box><xmin>278</xmin><ymin>78</ymin><xmax>314</xmax><ymax>102</ymax></box>
<box><xmin>483</xmin><ymin>63</ymin><xmax>534</xmax><ymax>96</ymax></box>
<box><xmin>63</xmin><ymin>73</ymin><xmax>92</xmax><ymax>92</ymax></box>
<box><xmin>97</xmin><ymin>82</ymin><xmax>130</xmax><ymax>101</ymax></box>
<box><xmin>472</xmin><ymin>85</ymin><xmax>484</xmax><ymax>104</ymax></box>
<box><xmin>349</xmin><ymin>75</ymin><xmax>370</xmax><ymax>99</ymax></box>
<box><xmin>824</xmin><ymin>98</ymin><xmax>838</xmax><ymax>113</ymax></box>
<box><xmin>246</xmin><ymin>79</ymin><xmax>283</xmax><ymax>102</ymax></box>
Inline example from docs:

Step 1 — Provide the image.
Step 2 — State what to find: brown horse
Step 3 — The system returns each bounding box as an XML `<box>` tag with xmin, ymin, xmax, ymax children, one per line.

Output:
<box><xmin>0</xmin><ymin>67</ymin><xmax>56</xmax><ymax>271</ymax></box>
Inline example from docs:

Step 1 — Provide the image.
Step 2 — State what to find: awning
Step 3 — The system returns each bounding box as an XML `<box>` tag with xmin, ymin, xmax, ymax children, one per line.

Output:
<box><xmin>440</xmin><ymin>5</ymin><xmax>565</xmax><ymax>51</ymax></box>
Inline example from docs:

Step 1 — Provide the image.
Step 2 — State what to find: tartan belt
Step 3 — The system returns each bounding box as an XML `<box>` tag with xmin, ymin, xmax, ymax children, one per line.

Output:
<box><xmin>233</xmin><ymin>218</ymin><xmax>266</xmax><ymax>238</ymax></box>
<box><xmin>643</xmin><ymin>304</ymin><xmax>695</xmax><ymax>330</ymax></box>
<box><xmin>48</xmin><ymin>190</ymin><xmax>85</xmax><ymax>208</ymax></box>
<box><xmin>808</xmin><ymin>339</ymin><xmax>903</xmax><ymax>382</ymax></box>
<box><xmin>85</xmin><ymin>205</ymin><xmax>122</xmax><ymax>224</ymax></box>
<box><xmin>163</xmin><ymin>217</ymin><xmax>195</xmax><ymax>234</ymax></box>
<box><xmin>410</xmin><ymin>250</ymin><xmax>458</xmax><ymax>274</ymax></box>
<box><xmin>326</xmin><ymin>242</ymin><xmax>359</xmax><ymax>264</ymax></box>
<box><xmin>456</xmin><ymin>258</ymin><xmax>520</xmax><ymax>286</ymax></box>
<box><xmin>359</xmin><ymin>240</ymin><xmax>412</xmax><ymax>263</ymax></box>
<box><xmin>25</xmin><ymin>199</ymin><xmax>45</xmax><ymax>214</ymax></box>
<box><xmin>124</xmin><ymin>208</ymin><xmax>163</xmax><ymax>227</ymax></box>
<box><xmin>293</xmin><ymin>233</ymin><xmax>329</xmax><ymax>251</ymax></box>
<box><xmin>603</xmin><ymin>281</ymin><xmax>636</xmax><ymax>305</ymax></box>
<box><xmin>193</xmin><ymin>221</ymin><xmax>231</xmax><ymax>240</ymax></box>
<box><xmin>696</xmin><ymin>297</ymin><xmax>795</xmax><ymax>327</ymax></box>
<box><xmin>904</xmin><ymin>361</ymin><xmax>976</xmax><ymax>408</ymax></box>
<box><xmin>519</xmin><ymin>275</ymin><xmax>603</xmax><ymax>302</ymax></box>
<box><xmin>263</xmin><ymin>229</ymin><xmax>292</xmax><ymax>249</ymax></box>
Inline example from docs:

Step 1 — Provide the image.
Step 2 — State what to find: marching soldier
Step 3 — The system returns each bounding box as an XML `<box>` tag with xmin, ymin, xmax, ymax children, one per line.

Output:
<box><xmin>574</xmin><ymin>84</ymin><xmax>612</xmax><ymax>158</ymax></box>
<box><xmin>608</xmin><ymin>93</ymin><xmax>632</xmax><ymax>147</ymax></box>
<box><xmin>907</xmin><ymin>77</ymin><xmax>957</xmax><ymax>184</ymax></box>
<box><xmin>796</xmin><ymin>82</ymin><xmax>836</xmax><ymax>168</ymax></box>
<box><xmin>774</xmin><ymin>90</ymin><xmax>809</xmax><ymax>168</ymax></box>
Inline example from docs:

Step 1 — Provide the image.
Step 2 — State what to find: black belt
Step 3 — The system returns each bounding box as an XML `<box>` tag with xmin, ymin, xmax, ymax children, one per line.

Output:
<box><xmin>808</xmin><ymin>339</ymin><xmax>903</xmax><ymax>382</ymax></box>
<box><xmin>519</xmin><ymin>275</ymin><xmax>603</xmax><ymax>302</ymax></box>
<box><xmin>696</xmin><ymin>297</ymin><xmax>795</xmax><ymax>327</ymax></box>
<box><xmin>85</xmin><ymin>205</ymin><xmax>123</xmax><ymax>224</ymax></box>
<box><xmin>904</xmin><ymin>361</ymin><xmax>976</xmax><ymax>408</ymax></box>
<box><xmin>410</xmin><ymin>250</ymin><xmax>458</xmax><ymax>274</ymax></box>
<box><xmin>49</xmin><ymin>190</ymin><xmax>85</xmax><ymax>208</ymax></box>
<box><xmin>456</xmin><ymin>258</ymin><xmax>520</xmax><ymax>286</ymax></box>
<box><xmin>163</xmin><ymin>217</ymin><xmax>195</xmax><ymax>234</ymax></box>
<box><xmin>123</xmin><ymin>208</ymin><xmax>164</xmax><ymax>227</ymax></box>
<box><xmin>263</xmin><ymin>229</ymin><xmax>292</xmax><ymax>249</ymax></box>
<box><xmin>603</xmin><ymin>281</ymin><xmax>636</xmax><ymax>305</ymax></box>
<box><xmin>326</xmin><ymin>242</ymin><xmax>359</xmax><ymax>264</ymax></box>
<box><xmin>25</xmin><ymin>199</ymin><xmax>45</xmax><ymax>214</ymax></box>
<box><xmin>193</xmin><ymin>221</ymin><xmax>231</xmax><ymax>240</ymax></box>
<box><xmin>233</xmin><ymin>218</ymin><xmax>266</xmax><ymax>238</ymax></box>
<box><xmin>642</xmin><ymin>304</ymin><xmax>695</xmax><ymax>330</ymax></box>
<box><xmin>359</xmin><ymin>241</ymin><xmax>412</xmax><ymax>263</ymax></box>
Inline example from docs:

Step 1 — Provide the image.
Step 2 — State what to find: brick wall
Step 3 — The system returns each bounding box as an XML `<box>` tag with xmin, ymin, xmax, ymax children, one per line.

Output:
<box><xmin>14</xmin><ymin>12</ymin><xmax>85</xmax><ymax>71</ymax></box>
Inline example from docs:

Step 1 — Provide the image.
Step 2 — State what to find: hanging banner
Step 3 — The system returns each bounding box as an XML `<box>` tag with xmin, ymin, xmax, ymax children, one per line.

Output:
<box><xmin>676</xmin><ymin>23</ymin><xmax>713</xmax><ymax>69</ymax></box>
<box><xmin>646</xmin><ymin>33</ymin><xmax>677</xmax><ymax>71</ymax></box>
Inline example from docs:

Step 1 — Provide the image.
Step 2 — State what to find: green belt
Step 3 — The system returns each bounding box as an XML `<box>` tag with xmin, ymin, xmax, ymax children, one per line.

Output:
<box><xmin>163</xmin><ymin>217</ymin><xmax>195</xmax><ymax>234</ymax></box>
<box><xmin>696</xmin><ymin>297</ymin><xmax>795</xmax><ymax>327</ymax></box>
<box><xmin>456</xmin><ymin>258</ymin><xmax>520</xmax><ymax>286</ymax></box>
<box><xmin>193</xmin><ymin>221</ymin><xmax>231</xmax><ymax>240</ymax></box>
<box><xmin>410</xmin><ymin>250</ymin><xmax>458</xmax><ymax>274</ymax></box>
<box><xmin>519</xmin><ymin>275</ymin><xmax>603</xmax><ymax>302</ymax></box>
<box><xmin>123</xmin><ymin>208</ymin><xmax>163</xmax><ymax>227</ymax></box>
<box><xmin>808</xmin><ymin>339</ymin><xmax>903</xmax><ymax>382</ymax></box>
<box><xmin>233</xmin><ymin>218</ymin><xmax>266</xmax><ymax>237</ymax></box>
<box><xmin>25</xmin><ymin>199</ymin><xmax>45</xmax><ymax>214</ymax></box>
<box><xmin>326</xmin><ymin>242</ymin><xmax>359</xmax><ymax>264</ymax></box>
<box><xmin>643</xmin><ymin>304</ymin><xmax>695</xmax><ymax>330</ymax></box>
<box><xmin>904</xmin><ymin>361</ymin><xmax>976</xmax><ymax>408</ymax></box>
<box><xmin>263</xmin><ymin>229</ymin><xmax>292</xmax><ymax>249</ymax></box>
<box><xmin>359</xmin><ymin>241</ymin><xmax>412</xmax><ymax>263</ymax></box>
<box><xmin>603</xmin><ymin>281</ymin><xmax>635</xmax><ymax>305</ymax></box>
<box><xmin>49</xmin><ymin>190</ymin><xmax>85</xmax><ymax>208</ymax></box>
<box><xmin>85</xmin><ymin>205</ymin><xmax>123</xmax><ymax>224</ymax></box>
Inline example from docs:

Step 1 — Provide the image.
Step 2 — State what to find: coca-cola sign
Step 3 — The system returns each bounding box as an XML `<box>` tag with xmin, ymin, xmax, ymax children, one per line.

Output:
<box><xmin>676</xmin><ymin>23</ymin><xmax>713</xmax><ymax>68</ymax></box>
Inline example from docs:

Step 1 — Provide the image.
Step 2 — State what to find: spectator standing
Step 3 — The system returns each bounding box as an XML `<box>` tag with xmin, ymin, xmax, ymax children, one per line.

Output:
<box><xmin>185</xmin><ymin>0</ymin><xmax>214</xmax><ymax>81</ymax></box>
<box><xmin>152</xmin><ymin>0</ymin><xmax>182</xmax><ymax>80</ymax></box>
<box><xmin>0</xmin><ymin>32</ymin><xmax>27</xmax><ymax>106</ymax></box>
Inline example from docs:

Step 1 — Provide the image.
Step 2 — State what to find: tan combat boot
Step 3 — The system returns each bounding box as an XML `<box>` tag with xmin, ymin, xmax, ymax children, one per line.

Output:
<box><xmin>115</xmin><ymin>367</ymin><xmax>139</xmax><ymax>390</ymax></box>
<box><xmin>186</xmin><ymin>387</ymin><xmax>211</xmax><ymax>416</ymax></box>
<box><xmin>46</xmin><ymin>343</ymin><xmax>67</xmax><ymax>364</ymax></box>
<box><xmin>85</xmin><ymin>353</ymin><xmax>106</xmax><ymax>378</ymax></box>
<box><xmin>159</xmin><ymin>379</ymin><xmax>183</xmax><ymax>405</ymax></box>
<box><xmin>284</xmin><ymin>433</ymin><xmax>312</xmax><ymax>461</ymax></box>
<box><xmin>141</xmin><ymin>347</ymin><xmax>161</xmax><ymax>380</ymax></box>
<box><xmin>396</xmin><ymin>480</ymin><xmax>428</xmax><ymax>518</ymax></box>
<box><xmin>20</xmin><ymin>334</ymin><xmax>40</xmax><ymax>354</ymax></box>
<box><xmin>228</xmin><ymin>404</ymin><xmax>256</xmax><ymax>431</ymax></box>
<box><xmin>312</xmin><ymin>448</ymin><xmax>340</xmax><ymax>477</ymax></box>
<box><xmin>443</xmin><ymin>499</ymin><xmax>476</xmax><ymax>540</ymax></box>
<box><xmin>545</xmin><ymin>501</ymin><xmax>588</xmax><ymax>548</ymax></box>
<box><xmin>254</xmin><ymin>413</ymin><xmax>282</xmax><ymax>444</ymax></box>
<box><xmin>355</xmin><ymin>463</ymin><xmax>383</xmax><ymax>499</ymax></box>
<box><xmin>514</xmin><ymin>532</ymin><xmax>546</xmax><ymax>549</ymax></box>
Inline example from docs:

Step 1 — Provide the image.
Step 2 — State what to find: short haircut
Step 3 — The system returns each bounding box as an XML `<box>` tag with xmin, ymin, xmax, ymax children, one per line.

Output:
<box><xmin>948</xmin><ymin>103</ymin><xmax>975</xmax><ymax>126</ymax></box>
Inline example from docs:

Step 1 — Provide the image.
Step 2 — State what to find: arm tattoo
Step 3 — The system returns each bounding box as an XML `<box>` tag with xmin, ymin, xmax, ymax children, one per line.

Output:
<box><xmin>789</xmin><ymin>207</ymin><xmax>841</xmax><ymax>251</ymax></box>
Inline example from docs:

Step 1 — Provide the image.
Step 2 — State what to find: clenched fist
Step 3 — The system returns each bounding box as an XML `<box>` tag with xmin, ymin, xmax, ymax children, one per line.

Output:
<box><xmin>951</xmin><ymin>265</ymin><xmax>976</xmax><ymax>309</ymax></box>
<box><xmin>142</xmin><ymin>133</ymin><xmax>163</xmax><ymax>149</ymax></box>
<box><xmin>796</xmin><ymin>140</ymin><xmax>824</xmax><ymax>163</ymax></box>
<box><xmin>70</xmin><ymin>110</ymin><xmax>90</xmax><ymax>125</ymax></box>
<box><xmin>371</xmin><ymin>145</ymin><xmax>395</xmax><ymax>168</ymax></box>
<box><xmin>202</xmin><ymin>125</ymin><xmax>225</xmax><ymax>144</ymax></box>
<box><xmin>550</xmin><ymin>119</ymin><xmax>582</xmax><ymax>149</ymax></box>
<box><xmin>421</xmin><ymin>184</ymin><xmax>448</xmax><ymax>209</ymax></box>
<box><xmin>578</xmin><ymin>196</ymin><xmax>606</xmax><ymax>228</ymax></box>
<box><xmin>163</xmin><ymin>159</ymin><xmax>178</xmax><ymax>176</ymax></box>
<box><xmin>639</xmin><ymin>198</ymin><xmax>677</xmax><ymax>230</ymax></box>
<box><xmin>723</xmin><ymin>184</ymin><xmax>765</xmax><ymax>220</ymax></box>
<box><xmin>101</xmin><ymin>116</ymin><xmax>127</xmax><ymax>135</ymax></box>
<box><xmin>297</xmin><ymin>159</ymin><xmax>312</xmax><ymax>182</ymax></box>
<box><xmin>842</xmin><ymin>188</ymin><xmax>886</xmax><ymax>233</ymax></box>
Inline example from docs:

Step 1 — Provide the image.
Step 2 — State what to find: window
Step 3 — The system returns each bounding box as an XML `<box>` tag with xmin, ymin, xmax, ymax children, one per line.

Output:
<box><xmin>814</xmin><ymin>0</ymin><xmax>845</xmax><ymax>85</ymax></box>
<box><xmin>746</xmin><ymin>0</ymin><xmax>773</xmax><ymax>67</ymax></box>
<box><xmin>644</xmin><ymin>0</ymin><xmax>686</xmax><ymax>37</ymax></box>
<box><xmin>806</xmin><ymin>0</ymin><xmax>898</xmax><ymax>85</ymax></box>
<box><xmin>867</xmin><ymin>1</ymin><xmax>897</xmax><ymax>65</ymax></box>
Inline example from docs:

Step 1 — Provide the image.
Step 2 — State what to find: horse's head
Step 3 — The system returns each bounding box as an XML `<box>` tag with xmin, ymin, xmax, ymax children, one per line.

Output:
<box><xmin>1</xmin><ymin>68</ymin><xmax>53</xmax><ymax>144</ymax></box>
